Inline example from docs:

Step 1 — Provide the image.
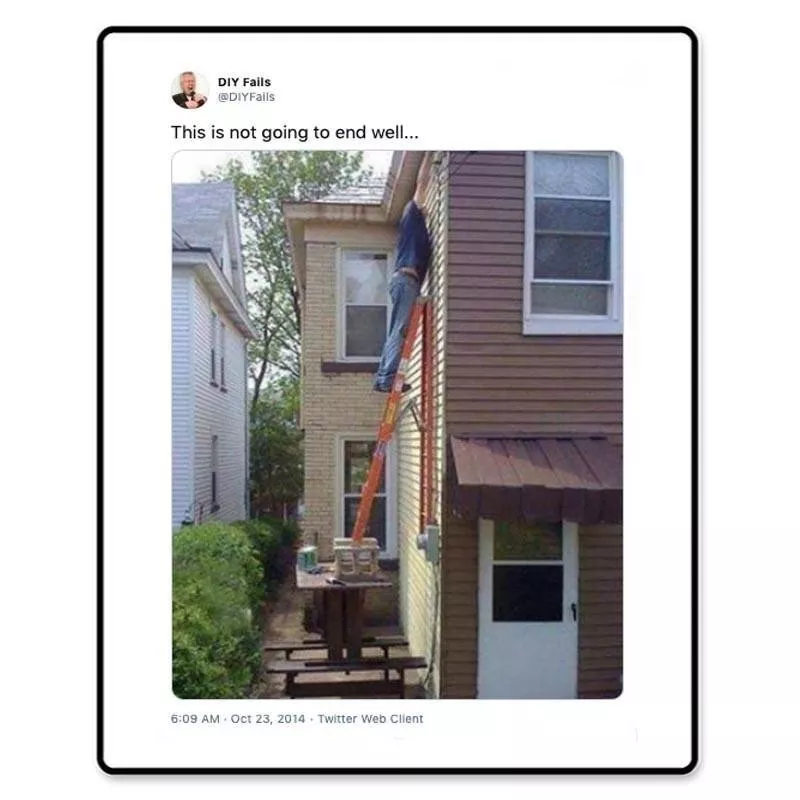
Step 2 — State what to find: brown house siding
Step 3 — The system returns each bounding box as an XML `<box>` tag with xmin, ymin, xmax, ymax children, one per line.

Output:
<box><xmin>438</xmin><ymin>151</ymin><xmax>623</xmax><ymax>699</ymax></box>
<box><xmin>578</xmin><ymin>524</ymin><xmax>623</xmax><ymax>698</ymax></box>
<box><xmin>439</xmin><ymin>517</ymin><xmax>622</xmax><ymax>699</ymax></box>
<box><xmin>439</xmin><ymin>504</ymin><xmax>479</xmax><ymax>698</ymax></box>
<box><xmin>445</xmin><ymin>151</ymin><xmax>623</xmax><ymax>438</ymax></box>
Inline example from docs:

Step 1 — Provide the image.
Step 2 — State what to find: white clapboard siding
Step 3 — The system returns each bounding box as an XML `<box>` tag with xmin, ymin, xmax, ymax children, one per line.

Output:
<box><xmin>172</xmin><ymin>268</ymin><xmax>194</xmax><ymax>528</ymax></box>
<box><xmin>191</xmin><ymin>276</ymin><xmax>248</xmax><ymax>523</ymax></box>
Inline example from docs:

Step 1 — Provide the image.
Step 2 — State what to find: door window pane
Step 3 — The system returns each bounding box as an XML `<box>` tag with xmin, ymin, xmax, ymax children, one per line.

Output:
<box><xmin>494</xmin><ymin>521</ymin><xmax>562</xmax><ymax>561</ymax></box>
<box><xmin>493</xmin><ymin>565</ymin><xmax>563</xmax><ymax>622</ymax></box>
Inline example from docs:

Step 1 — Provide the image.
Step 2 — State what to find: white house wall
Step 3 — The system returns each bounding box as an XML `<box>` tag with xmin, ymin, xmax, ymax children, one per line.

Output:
<box><xmin>192</xmin><ymin>276</ymin><xmax>248</xmax><ymax>523</ymax></box>
<box><xmin>172</xmin><ymin>268</ymin><xmax>194</xmax><ymax>529</ymax></box>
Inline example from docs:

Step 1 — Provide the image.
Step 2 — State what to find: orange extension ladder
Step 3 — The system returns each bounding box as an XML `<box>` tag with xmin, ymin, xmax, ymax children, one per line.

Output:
<box><xmin>350</xmin><ymin>296</ymin><xmax>429</xmax><ymax>543</ymax></box>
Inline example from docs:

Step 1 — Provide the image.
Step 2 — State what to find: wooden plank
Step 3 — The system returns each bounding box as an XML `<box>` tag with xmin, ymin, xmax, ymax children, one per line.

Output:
<box><xmin>449</xmin><ymin>197</ymin><xmax>524</xmax><ymax>211</ymax></box>
<box><xmin>447</xmin><ymin>424</ymin><xmax>622</xmax><ymax>438</ymax></box>
<box><xmin>444</xmin><ymin>378</ymin><xmax>622</xmax><ymax>392</ymax></box>
<box><xmin>447</xmin><ymin>183</ymin><xmax>526</xmax><ymax>199</ymax></box>
<box><xmin>447</xmin><ymin>366</ymin><xmax>623</xmax><ymax>379</ymax></box>
<box><xmin>445</xmin><ymin>275</ymin><xmax>524</xmax><ymax>290</ymax></box>
<box><xmin>577</xmin><ymin>637</ymin><xmax>622</xmax><ymax>650</ymax></box>
<box><xmin>447</xmin><ymin>254</ymin><xmax>524</xmax><ymax>268</ymax></box>
<box><xmin>266</xmin><ymin>657</ymin><xmax>426</xmax><ymax>674</ymax></box>
<box><xmin>447</xmin><ymin>401</ymin><xmax>622</xmax><ymax>414</ymax></box>
<box><xmin>447</xmin><ymin>391</ymin><xmax>622</xmax><ymax>404</ymax></box>
<box><xmin>345</xmin><ymin>589</ymin><xmax>364</xmax><ymax>659</ymax></box>
<box><xmin>445</xmin><ymin>339</ymin><xmax>623</xmax><ymax>355</ymax></box>
<box><xmin>449</xmin><ymin>204</ymin><xmax>525</xmax><ymax>219</ymax></box>
<box><xmin>449</xmin><ymin>151</ymin><xmax>524</xmax><ymax>166</ymax></box>
<box><xmin>291</xmin><ymin>679</ymin><xmax>404</xmax><ymax>699</ymax></box>
<box><xmin>448</xmin><ymin>163</ymin><xmax>524</xmax><ymax>177</ymax></box>
<box><xmin>295</xmin><ymin>565</ymin><xmax>393</xmax><ymax>591</ymax></box>
<box><xmin>448</xmin><ymin>175</ymin><xmax>526</xmax><ymax>189</ymax></box>
<box><xmin>324</xmin><ymin>592</ymin><xmax>344</xmax><ymax>661</ymax></box>
<box><xmin>446</xmin><ymin>412</ymin><xmax>622</xmax><ymax>424</ymax></box>
<box><xmin>449</xmin><ymin>242</ymin><xmax>524</xmax><ymax>255</ymax></box>
<box><xmin>264</xmin><ymin>635</ymin><xmax>409</xmax><ymax>653</ymax></box>
<box><xmin>448</xmin><ymin>356</ymin><xmax>621</xmax><ymax>369</ymax></box>
<box><xmin>449</xmin><ymin>214</ymin><xmax>525</xmax><ymax>229</ymax></box>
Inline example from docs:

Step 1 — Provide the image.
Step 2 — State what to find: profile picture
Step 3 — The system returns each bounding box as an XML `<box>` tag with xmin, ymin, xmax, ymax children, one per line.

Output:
<box><xmin>171</xmin><ymin>71</ymin><xmax>208</xmax><ymax>109</ymax></box>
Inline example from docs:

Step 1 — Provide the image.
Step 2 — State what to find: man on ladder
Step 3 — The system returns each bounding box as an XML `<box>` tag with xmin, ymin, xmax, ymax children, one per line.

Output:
<box><xmin>350</xmin><ymin>155</ymin><xmax>432</xmax><ymax>546</ymax></box>
<box><xmin>373</xmin><ymin>154</ymin><xmax>432</xmax><ymax>394</ymax></box>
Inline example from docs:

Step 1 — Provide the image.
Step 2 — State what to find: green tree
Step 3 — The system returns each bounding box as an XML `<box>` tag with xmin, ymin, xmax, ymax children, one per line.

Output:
<box><xmin>249</xmin><ymin>375</ymin><xmax>303</xmax><ymax>518</ymax></box>
<box><xmin>206</xmin><ymin>151</ymin><xmax>373</xmax><ymax>409</ymax></box>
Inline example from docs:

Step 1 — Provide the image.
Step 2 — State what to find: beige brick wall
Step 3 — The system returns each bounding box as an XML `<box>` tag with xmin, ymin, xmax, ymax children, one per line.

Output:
<box><xmin>299</xmin><ymin>225</ymin><xmax>397</xmax><ymax>562</ymax></box>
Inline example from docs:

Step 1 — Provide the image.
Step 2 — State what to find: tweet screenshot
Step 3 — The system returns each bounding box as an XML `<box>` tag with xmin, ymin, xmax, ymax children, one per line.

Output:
<box><xmin>100</xmin><ymin>27</ymin><xmax>697</xmax><ymax>773</ymax></box>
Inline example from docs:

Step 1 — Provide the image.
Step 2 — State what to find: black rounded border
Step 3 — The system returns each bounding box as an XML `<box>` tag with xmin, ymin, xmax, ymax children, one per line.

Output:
<box><xmin>97</xmin><ymin>25</ymin><xmax>699</xmax><ymax>776</ymax></box>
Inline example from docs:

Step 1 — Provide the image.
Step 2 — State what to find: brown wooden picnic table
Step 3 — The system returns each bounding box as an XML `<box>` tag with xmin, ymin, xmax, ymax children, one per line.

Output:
<box><xmin>295</xmin><ymin>564</ymin><xmax>392</xmax><ymax>662</ymax></box>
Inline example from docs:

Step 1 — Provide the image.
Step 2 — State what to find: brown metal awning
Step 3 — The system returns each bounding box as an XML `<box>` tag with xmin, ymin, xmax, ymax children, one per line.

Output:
<box><xmin>449</xmin><ymin>437</ymin><xmax>622</xmax><ymax>524</ymax></box>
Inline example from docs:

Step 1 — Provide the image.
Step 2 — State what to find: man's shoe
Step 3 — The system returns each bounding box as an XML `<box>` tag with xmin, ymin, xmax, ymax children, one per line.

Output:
<box><xmin>374</xmin><ymin>382</ymin><xmax>412</xmax><ymax>394</ymax></box>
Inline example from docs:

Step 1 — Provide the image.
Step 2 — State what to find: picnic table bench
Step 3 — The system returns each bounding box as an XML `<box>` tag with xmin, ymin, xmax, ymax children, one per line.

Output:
<box><xmin>264</xmin><ymin>634</ymin><xmax>409</xmax><ymax>660</ymax></box>
<box><xmin>265</xmin><ymin>656</ymin><xmax>427</xmax><ymax>699</ymax></box>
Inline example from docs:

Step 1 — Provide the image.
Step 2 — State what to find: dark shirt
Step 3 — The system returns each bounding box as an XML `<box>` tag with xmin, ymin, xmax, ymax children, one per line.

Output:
<box><xmin>395</xmin><ymin>200</ymin><xmax>431</xmax><ymax>284</ymax></box>
<box><xmin>172</xmin><ymin>92</ymin><xmax>206</xmax><ymax>108</ymax></box>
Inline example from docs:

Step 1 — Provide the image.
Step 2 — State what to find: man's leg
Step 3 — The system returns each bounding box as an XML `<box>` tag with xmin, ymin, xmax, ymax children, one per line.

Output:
<box><xmin>374</xmin><ymin>274</ymin><xmax>419</xmax><ymax>390</ymax></box>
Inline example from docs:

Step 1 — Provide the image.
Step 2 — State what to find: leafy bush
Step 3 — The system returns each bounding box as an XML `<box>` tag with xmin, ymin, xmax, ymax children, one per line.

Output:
<box><xmin>233</xmin><ymin>516</ymin><xmax>300</xmax><ymax>593</ymax></box>
<box><xmin>172</xmin><ymin>521</ymin><xmax>262</xmax><ymax>698</ymax></box>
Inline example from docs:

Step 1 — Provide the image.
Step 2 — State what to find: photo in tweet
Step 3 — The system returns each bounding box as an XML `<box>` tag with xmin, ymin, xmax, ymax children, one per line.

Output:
<box><xmin>171</xmin><ymin>149</ymin><xmax>624</xmax><ymax>703</ymax></box>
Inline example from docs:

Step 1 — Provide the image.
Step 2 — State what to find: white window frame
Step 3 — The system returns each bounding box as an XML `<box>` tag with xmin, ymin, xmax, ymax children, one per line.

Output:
<box><xmin>336</xmin><ymin>248</ymin><xmax>394</xmax><ymax>362</ymax></box>
<box><xmin>523</xmin><ymin>151</ymin><xmax>623</xmax><ymax>335</ymax></box>
<box><xmin>335</xmin><ymin>433</ymin><xmax>397</xmax><ymax>558</ymax></box>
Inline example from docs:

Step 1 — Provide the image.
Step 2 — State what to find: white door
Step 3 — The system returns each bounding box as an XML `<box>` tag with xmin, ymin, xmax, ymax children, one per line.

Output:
<box><xmin>478</xmin><ymin>519</ymin><xmax>579</xmax><ymax>698</ymax></box>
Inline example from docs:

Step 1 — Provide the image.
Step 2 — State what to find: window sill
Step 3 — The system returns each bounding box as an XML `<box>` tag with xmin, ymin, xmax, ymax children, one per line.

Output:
<box><xmin>321</xmin><ymin>361</ymin><xmax>378</xmax><ymax>374</ymax></box>
<box><xmin>523</xmin><ymin>317</ymin><xmax>623</xmax><ymax>336</ymax></box>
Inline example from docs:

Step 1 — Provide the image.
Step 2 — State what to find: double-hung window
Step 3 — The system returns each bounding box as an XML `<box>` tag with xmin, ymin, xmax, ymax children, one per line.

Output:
<box><xmin>524</xmin><ymin>151</ymin><xmax>622</xmax><ymax>335</ymax></box>
<box><xmin>339</xmin><ymin>250</ymin><xmax>390</xmax><ymax>360</ymax></box>
<box><xmin>340</xmin><ymin>437</ymin><xmax>395</xmax><ymax>556</ymax></box>
<box><xmin>492</xmin><ymin>521</ymin><xmax>566</xmax><ymax>622</ymax></box>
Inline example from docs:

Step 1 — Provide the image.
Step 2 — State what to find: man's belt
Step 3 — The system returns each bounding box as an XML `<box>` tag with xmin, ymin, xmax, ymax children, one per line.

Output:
<box><xmin>397</xmin><ymin>266</ymin><xmax>420</xmax><ymax>280</ymax></box>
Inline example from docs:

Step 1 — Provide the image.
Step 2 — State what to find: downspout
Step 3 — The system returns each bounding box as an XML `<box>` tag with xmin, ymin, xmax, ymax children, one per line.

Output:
<box><xmin>421</xmin><ymin>152</ymin><xmax>445</xmax><ymax>696</ymax></box>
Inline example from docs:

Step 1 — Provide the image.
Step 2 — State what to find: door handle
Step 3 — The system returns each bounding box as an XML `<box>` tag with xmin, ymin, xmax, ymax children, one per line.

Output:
<box><xmin>570</xmin><ymin>602</ymin><xmax>577</xmax><ymax>622</ymax></box>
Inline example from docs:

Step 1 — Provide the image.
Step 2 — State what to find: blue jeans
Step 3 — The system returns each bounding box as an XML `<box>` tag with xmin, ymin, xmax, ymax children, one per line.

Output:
<box><xmin>374</xmin><ymin>272</ymin><xmax>420</xmax><ymax>389</ymax></box>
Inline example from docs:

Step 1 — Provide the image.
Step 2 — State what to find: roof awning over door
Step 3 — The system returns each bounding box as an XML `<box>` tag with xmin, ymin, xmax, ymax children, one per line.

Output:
<box><xmin>449</xmin><ymin>436</ymin><xmax>622</xmax><ymax>524</ymax></box>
